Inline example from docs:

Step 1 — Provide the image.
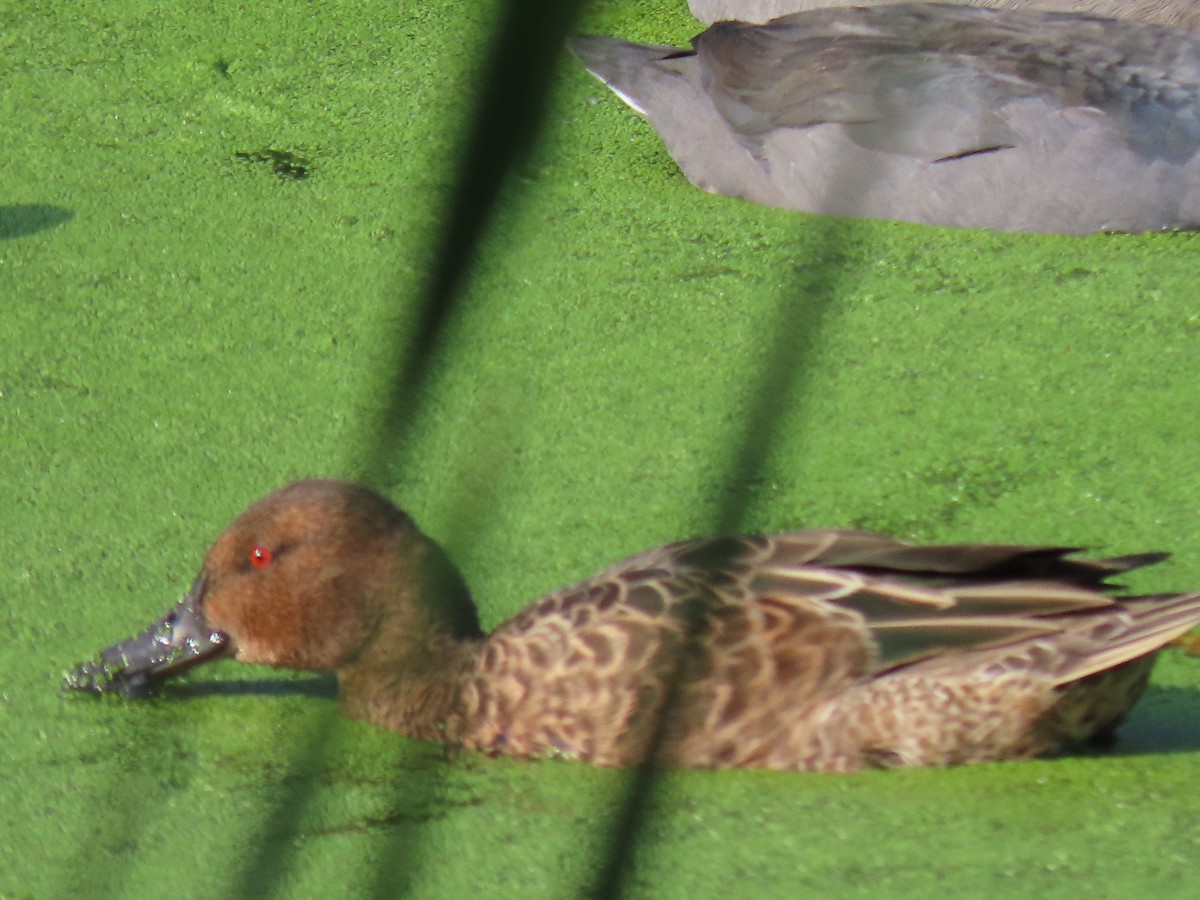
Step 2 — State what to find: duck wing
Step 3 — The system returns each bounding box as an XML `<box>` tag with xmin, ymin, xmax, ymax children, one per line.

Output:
<box><xmin>687</xmin><ymin>0</ymin><xmax>1200</xmax><ymax>32</ymax></box>
<box><xmin>698</xmin><ymin>5</ymin><xmax>1200</xmax><ymax>163</ymax></box>
<box><xmin>492</xmin><ymin>528</ymin><xmax>1188</xmax><ymax>680</ymax></box>
<box><xmin>476</xmin><ymin>529</ymin><xmax>1198</xmax><ymax>764</ymax></box>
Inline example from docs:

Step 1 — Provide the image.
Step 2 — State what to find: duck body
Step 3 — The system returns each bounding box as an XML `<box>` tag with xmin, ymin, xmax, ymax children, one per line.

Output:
<box><xmin>66</xmin><ymin>481</ymin><xmax>1200</xmax><ymax>771</ymax></box>
<box><xmin>688</xmin><ymin>0</ymin><xmax>1200</xmax><ymax>30</ymax></box>
<box><xmin>572</xmin><ymin>4</ymin><xmax>1200</xmax><ymax>233</ymax></box>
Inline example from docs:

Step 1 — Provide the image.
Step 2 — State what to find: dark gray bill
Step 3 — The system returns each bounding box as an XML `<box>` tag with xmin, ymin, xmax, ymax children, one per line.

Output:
<box><xmin>63</xmin><ymin>576</ymin><xmax>229</xmax><ymax>699</ymax></box>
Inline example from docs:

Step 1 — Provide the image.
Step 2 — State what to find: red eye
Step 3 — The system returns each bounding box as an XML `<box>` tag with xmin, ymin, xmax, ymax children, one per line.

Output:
<box><xmin>249</xmin><ymin>545</ymin><xmax>273</xmax><ymax>569</ymax></box>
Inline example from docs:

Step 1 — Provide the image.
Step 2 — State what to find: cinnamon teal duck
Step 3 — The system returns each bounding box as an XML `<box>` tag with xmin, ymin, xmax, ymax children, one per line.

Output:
<box><xmin>687</xmin><ymin>0</ymin><xmax>1200</xmax><ymax>29</ymax></box>
<box><xmin>572</xmin><ymin>4</ymin><xmax>1200</xmax><ymax>233</ymax></box>
<box><xmin>65</xmin><ymin>480</ymin><xmax>1200</xmax><ymax>771</ymax></box>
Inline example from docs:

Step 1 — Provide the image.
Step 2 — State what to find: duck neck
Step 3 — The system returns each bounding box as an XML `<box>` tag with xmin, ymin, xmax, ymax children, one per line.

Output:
<box><xmin>335</xmin><ymin>633</ymin><xmax>483</xmax><ymax>743</ymax></box>
<box><xmin>333</xmin><ymin>530</ymin><xmax>487</xmax><ymax>742</ymax></box>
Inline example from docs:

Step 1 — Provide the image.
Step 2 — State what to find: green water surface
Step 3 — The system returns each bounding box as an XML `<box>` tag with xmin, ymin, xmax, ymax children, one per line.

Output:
<box><xmin>3</xmin><ymin>1</ymin><xmax>1199</xmax><ymax>897</ymax></box>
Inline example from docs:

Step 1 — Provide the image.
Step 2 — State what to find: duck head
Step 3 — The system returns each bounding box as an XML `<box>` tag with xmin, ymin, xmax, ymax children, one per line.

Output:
<box><xmin>65</xmin><ymin>480</ymin><xmax>481</xmax><ymax>697</ymax></box>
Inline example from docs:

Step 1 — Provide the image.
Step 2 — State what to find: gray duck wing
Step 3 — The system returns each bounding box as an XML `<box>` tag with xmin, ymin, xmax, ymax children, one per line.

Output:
<box><xmin>688</xmin><ymin>1</ymin><xmax>1200</xmax><ymax>31</ymax></box>
<box><xmin>698</xmin><ymin>5</ymin><xmax>1200</xmax><ymax>163</ymax></box>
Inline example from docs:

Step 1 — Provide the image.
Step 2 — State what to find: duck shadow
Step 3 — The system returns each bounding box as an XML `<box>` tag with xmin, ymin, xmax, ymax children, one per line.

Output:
<box><xmin>1108</xmin><ymin>684</ymin><xmax>1200</xmax><ymax>756</ymax></box>
<box><xmin>159</xmin><ymin>675</ymin><xmax>338</xmax><ymax>701</ymax></box>
<box><xmin>0</xmin><ymin>203</ymin><xmax>74</xmax><ymax>240</ymax></box>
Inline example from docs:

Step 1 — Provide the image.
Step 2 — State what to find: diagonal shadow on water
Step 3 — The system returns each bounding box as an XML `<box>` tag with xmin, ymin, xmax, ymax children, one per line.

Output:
<box><xmin>57</xmin><ymin>3</ymin><xmax>1200</xmax><ymax>896</ymax></box>
<box><xmin>50</xmin><ymin>4</ymin><xmax>897</xmax><ymax>897</ymax></box>
<box><xmin>219</xmin><ymin>1</ymin><xmax>593</xmax><ymax>897</ymax></box>
<box><xmin>223</xmin><ymin>2</ymin><xmax>886</xmax><ymax>896</ymax></box>
<box><xmin>586</xmin><ymin>224</ymin><xmax>872</xmax><ymax>898</ymax></box>
<box><xmin>583</xmin><ymin>60</ymin><xmax>897</xmax><ymax>891</ymax></box>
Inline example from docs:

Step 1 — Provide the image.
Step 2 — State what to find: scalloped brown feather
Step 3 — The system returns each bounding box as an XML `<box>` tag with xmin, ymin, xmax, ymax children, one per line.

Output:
<box><xmin>443</xmin><ymin>529</ymin><xmax>1199</xmax><ymax>768</ymax></box>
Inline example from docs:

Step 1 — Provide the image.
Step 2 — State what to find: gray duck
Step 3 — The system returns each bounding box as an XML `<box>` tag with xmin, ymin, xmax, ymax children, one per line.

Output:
<box><xmin>688</xmin><ymin>0</ymin><xmax>1200</xmax><ymax>29</ymax></box>
<box><xmin>572</xmin><ymin>4</ymin><xmax>1200</xmax><ymax>232</ymax></box>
